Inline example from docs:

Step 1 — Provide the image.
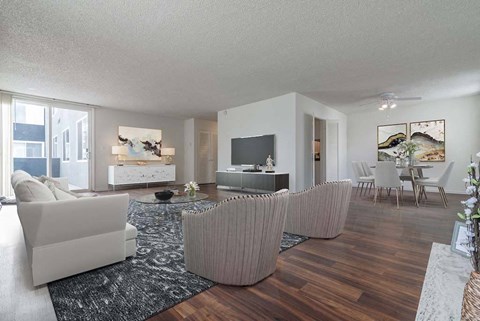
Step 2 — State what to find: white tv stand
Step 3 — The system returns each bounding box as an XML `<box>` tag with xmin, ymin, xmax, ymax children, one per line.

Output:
<box><xmin>216</xmin><ymin>170</ymin><xmax>289</xmax><ymax>192</ymax></box>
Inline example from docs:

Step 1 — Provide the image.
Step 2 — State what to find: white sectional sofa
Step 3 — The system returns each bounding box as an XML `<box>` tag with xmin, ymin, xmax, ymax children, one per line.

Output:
<box><xmin>11</xmin><ymin>170</ymin><xmax>137</xmax><ymax>286</ymax></box>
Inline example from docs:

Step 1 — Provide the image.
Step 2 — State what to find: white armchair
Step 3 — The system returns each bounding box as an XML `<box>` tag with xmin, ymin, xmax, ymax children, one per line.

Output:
<box><xmin>11</xmin><ymin>170</ymin><xmax>137</xmax><ymax>286</ymax></box>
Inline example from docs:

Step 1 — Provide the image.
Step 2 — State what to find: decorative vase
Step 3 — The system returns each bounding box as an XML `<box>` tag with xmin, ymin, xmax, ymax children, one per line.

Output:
<box><xmin>188</xmin><ymin>189</ymin><xmax>196</xmax><ymax>198</ymax></box>
<box><xmin>408</xmin><ymin>154</ymin><xmax>415</xmax><ymax>166</ymax></box>
<box><xmin>462</xmin><ymin>271</ymin><xmax>480</xmax><ymax>320</ymax></box>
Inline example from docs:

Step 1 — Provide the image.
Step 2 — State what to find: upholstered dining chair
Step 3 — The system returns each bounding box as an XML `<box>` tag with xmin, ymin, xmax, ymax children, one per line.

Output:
<box><xmin>284</xmin><ymin>180</ymin><xmax>352</xmax><ymax>238</ymax></box>
<box><xmin>352</xmin><ymin>161</ymin><xmax>374</xmax><ymax>197</ymax></box>
<box><xmin>182</xmin><ymin>189</ymin><xmax>289</xmax><ymax>286</ymax></box>
<box><xmin>399</xmin><ymin>167</ymin><xmax>428</xmax><ymax>200</ymax></box>
<box><xmin>374</xmin><ymin>161</ymin><xmax>402</xmax><ymax>209</ymax></box>
<box><xmin>415</xmin><ymin>161</ymin><xmax>455</xmax><ymax>208</ymax></box>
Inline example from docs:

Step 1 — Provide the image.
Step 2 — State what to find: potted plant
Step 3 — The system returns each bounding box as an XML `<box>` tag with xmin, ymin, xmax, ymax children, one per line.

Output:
<box><xmin>397</xmin><ymin>140</ymin><xmax>419</xmax><ymax>165</ymax></box>
<box><xmin>459</xmin><ymin>152</ymin><xmax>480</xmax><ymax>319</ymax></box>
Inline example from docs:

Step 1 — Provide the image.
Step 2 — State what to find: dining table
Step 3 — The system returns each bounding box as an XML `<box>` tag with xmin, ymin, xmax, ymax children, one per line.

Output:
<box><xmin>370</xmin><ymin>164</ymin><xmax>434</xmax><ymax>207</ymax></box>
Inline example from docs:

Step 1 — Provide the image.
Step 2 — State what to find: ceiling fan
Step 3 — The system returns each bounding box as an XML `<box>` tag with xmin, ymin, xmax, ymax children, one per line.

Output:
<box><xmin>377</xmin><ymin>92</ymin><xmax>422</xmax><ymax>110</ymax></box>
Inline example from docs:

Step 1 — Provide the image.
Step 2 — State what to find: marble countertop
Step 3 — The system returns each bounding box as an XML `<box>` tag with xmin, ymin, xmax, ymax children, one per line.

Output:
<box><xmin>416</xmin><ymin>243</ymin><xmax>472</xmax><ymax>321</ymax></box>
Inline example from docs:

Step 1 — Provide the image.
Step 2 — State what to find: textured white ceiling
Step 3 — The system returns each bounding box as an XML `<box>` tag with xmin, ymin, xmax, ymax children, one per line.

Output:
<box><xmin>1</xmin><ymin>1</ymin><xmax>479</xmax><ymax>118</ymax></box>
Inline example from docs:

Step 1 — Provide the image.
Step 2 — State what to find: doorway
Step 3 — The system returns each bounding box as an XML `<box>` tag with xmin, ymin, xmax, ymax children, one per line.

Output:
<box><xmin>314</xmin><ymin>118</ymin><xmax>327</xmax><ymax>185</ymax></box>
<box><xmin>311</xmin><ymin>117</ymin><xmax>339</xmax><ymax>186</ymax></box>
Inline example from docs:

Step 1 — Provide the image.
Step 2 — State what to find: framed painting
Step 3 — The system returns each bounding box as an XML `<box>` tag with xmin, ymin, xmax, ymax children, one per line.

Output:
<box><xmin>377</xmin><ymin>123</ymin><xmax>407</xmax><ymax>161</ymax></box>
<box><xmin>118</xmin><ymin>126</ymin><xmax>162</xmax><ymax>160</ymax></box>
<box><xmin>451</xmin><ymin>221</ymin><xmax>470</xmax><ymax>257</ymax></box>
<box><xmin>410</xmin><ymin>119</ymin><xmax>445</xmax><ymax>162</ymax></box>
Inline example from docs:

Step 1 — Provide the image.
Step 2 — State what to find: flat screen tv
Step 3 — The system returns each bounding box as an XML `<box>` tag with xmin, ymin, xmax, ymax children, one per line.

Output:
<box><xmin>231</xmin><ymin>134</ymin><xmax>275</xmax><ymax>166</ymax></box>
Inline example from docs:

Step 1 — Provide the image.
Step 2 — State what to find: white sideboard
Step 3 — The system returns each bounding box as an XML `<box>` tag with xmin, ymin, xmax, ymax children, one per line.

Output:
<box><xmin>108</xmin><ymin>165</ymin><xmax>176</xmax><ymax>189</ymax></box>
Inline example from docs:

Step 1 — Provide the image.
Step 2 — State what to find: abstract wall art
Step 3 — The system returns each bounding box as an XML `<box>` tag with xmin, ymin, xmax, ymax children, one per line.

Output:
<box><xmin>118</xmin><ymin>126</ymin><xmax>162</xmax><ymax>160</ymax></box>
<box><xmin>410</xmin><ymin>119</ymin><xmax>445</xmax><ymax>162</ymax></box>
<box><xmin>377</xmin><ymin>123</ymin><xmax>407</xmax><ymax>161</ymax></box>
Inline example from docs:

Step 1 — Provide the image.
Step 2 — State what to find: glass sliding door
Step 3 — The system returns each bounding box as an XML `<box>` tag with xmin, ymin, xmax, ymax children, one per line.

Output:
<box><xmin>9</xmin><ymin>98</ymin><xmax>92</xmax><ymax>192</ymax></box>
<box><xmin>11</xmin><ymin>100</ymin><xmax>48</xmax><ymax>177</ymax></box>
<box><xmin>50</xmin><ymin>107</ymin><xmax>90</xmax><ymax>191</ymax></box>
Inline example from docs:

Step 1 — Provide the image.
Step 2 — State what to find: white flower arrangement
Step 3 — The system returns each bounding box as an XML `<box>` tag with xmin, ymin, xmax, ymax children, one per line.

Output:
<box><xmin>184</xmin><ymin>181</ymin><xmax>199</xmax><ymax>196</ymax></box>
<box><xmin>457</xmin><ymin>152</ymin><xmax>480</xmax><ymax>271</ymax></box>
<box><xmin>397</xmin><ymin>140</ymin><xmax>419</xmax><ymax>157</ymax></box>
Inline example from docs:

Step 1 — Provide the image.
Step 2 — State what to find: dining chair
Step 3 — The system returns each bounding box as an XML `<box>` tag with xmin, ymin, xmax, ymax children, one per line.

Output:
<box><xmin>415</xmin><ymin>161</ymin><xmax>454</xmax><ymax>208</ymax></box>
<box><xmin>374</xmin><ymin>161</ymin><xmax>402</xmax><ymax>209</ymax></box>
<box><xmin>352</xmin><ymin>161</ymin><xmax>374</xmax><ymax>197</ymax></box>
<box><xmin>399</xmin><ymin>168</ymin><xmax>428</xmax><ymax>200</ymax></box>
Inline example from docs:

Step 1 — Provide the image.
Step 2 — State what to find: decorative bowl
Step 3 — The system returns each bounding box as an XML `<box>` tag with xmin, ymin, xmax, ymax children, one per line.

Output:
<box><xmin>154</xmin><ymin>190</ymin><xmax>174</xmax><ymax>201</ymax></box>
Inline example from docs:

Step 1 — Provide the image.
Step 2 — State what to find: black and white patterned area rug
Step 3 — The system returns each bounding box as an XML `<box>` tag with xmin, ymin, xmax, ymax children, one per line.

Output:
<box><xmin>48</xmin><ymin>200</ymin><xmax>309</xmax><ymax>321</ymax></box>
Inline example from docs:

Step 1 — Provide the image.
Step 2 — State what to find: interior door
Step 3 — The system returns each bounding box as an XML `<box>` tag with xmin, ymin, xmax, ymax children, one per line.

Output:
<box><xmin>326</xmin><ymin>120</ymin><xmax>339</xmax><ymax>181</ymax></box>
<box><xmin>197</xmin><ymin>131</ymin><xmax>217</xmax><ymax>184</ymax></box>
<box><xmin>303</xmin><ymin>113</ymin><xmax>314</xmax><ymax>188</ymax></box>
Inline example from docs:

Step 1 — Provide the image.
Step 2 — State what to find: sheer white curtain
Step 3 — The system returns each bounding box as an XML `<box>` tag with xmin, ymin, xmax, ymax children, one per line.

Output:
<box><xmin>0</xmin><ymin>93</ymin><xmax>13</xmax><ymax>196</ymax></box>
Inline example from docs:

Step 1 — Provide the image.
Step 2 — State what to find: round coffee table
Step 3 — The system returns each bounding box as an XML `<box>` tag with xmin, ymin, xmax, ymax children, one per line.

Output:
<box><xmin>135</xmin><ymin>192</ymin><xmax>210</xmax><ymax>219</ymax></box>
<box><xmin>136</xmin><ymin>192</ymin><xmax>209</xmax><ymax>205</ymax></box>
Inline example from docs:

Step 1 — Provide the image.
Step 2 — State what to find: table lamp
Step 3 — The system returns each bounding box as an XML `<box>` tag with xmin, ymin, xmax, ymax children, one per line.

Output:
<box><xmin>161</xmin><ymin>148</ymin><xmax>175</xmax><ymax>164</ymax></box>
<box><xmin>112</xmin><ymin>146</ymin><xmax>128</xmax><ymax>165</ymax></box>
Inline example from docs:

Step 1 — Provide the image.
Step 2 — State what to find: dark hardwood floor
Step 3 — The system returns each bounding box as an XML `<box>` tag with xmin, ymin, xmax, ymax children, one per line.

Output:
<box><xmin>103</xmin><ymin>184</ymin><xmax>462</xmax><ymax>320</ymax></box>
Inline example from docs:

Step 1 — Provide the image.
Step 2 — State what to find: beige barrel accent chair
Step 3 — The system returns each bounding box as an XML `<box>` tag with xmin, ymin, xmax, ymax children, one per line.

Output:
<box><xmin>285</xmin><ymin>180</ymin><xmax>352</xmax><ymax>238</ymax></box>
<box><xmin>182</xmin><ymin>189</ymin><xmax>289</xmax><ymax>286</ymax></box>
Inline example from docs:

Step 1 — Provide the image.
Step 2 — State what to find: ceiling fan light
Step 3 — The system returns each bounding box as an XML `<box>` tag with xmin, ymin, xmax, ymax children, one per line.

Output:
<box><xmin>381</xmin><ymin>102</ymin><xmax>388</xmax><ymax>108</ymax></box>
<box><xmin>390</xmin><ymin>103</ymin><xmax>397</xmax><ymax>108</ymax></box>
<box><xmin>379</xmin><ymin>106</ymin><xmax>385</xmax><ymax>111</ymax></box>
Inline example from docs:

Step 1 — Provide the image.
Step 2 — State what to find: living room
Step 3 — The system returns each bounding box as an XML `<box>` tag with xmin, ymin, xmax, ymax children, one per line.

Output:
<box><xmin>1</xmin><ymin>1</ymin><xmax>480</xmax><ymax>321</ymax></box>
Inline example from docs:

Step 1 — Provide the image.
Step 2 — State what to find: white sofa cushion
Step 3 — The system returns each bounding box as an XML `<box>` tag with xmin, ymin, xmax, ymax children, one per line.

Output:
<box><xmin>11</xmin><ymin>170</ymin><xmax>32</xmax><ymax>188</ymax></box>
<box><xmin>14</xmin><ymin>178</ymin><xmax>56</xmax><ymax>202</ymax></box>
<box><xmin>125</xmin><ymin>223</ymin><xmax>137</xmax><ymax>240</ymax></box>
<box><xmin>43</xmin><ymin>180</ymin><xmax>77</xmax><ymax>201</ymax></box>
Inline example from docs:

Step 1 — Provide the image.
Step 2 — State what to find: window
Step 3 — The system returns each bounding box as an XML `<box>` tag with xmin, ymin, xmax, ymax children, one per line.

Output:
<box><xmin>52</xmin><ymin>136</ymin><xmax>58</xmax><ymax>158</ymax></box>
<box><xmin>12</xmin><ymin>141</ymin><xmax>45</xmax><ymax>158</ymax></box>
<box><xmin>76</xmin><ymin>117</ymin><xmax>88</xmax><ymax>160</ymax></box>
<box><xmin>13</xmin><ymin>101</ymin><xmax>45</xmax><ymax>125</ymax></box>
<box><xmin>52</xmin><ymin>107</ymin><xmax>57</xmax><ymax>116</ymax></box>
<box><xmin>62</xmin><ymin>129</ymin><xmax>70</xmax><ymax>161</ymax></box>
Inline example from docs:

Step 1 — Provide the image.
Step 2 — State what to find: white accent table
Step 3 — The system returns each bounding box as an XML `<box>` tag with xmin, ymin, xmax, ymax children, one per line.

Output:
<box><xmin>108</xmin><ymin>165</ymin><xmax>176</xmax><ymax>190</ymax></box>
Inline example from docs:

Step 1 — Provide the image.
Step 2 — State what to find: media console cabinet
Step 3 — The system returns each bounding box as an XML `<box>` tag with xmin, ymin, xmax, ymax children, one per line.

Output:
<box><xmin>216</xmin><ymin>171</ymin><xmax>289</xmax><ymax>192</ymax></box>
<box><xmin>108</xmin><ymin>165</ymin><xmax>175</xmax><ymax>190</ymax></box>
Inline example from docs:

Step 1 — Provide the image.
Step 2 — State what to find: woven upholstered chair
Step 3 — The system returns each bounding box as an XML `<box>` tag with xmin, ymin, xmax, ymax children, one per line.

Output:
<box><xmin>182</xmin><ymin>189</ymin><xmax>289</xmax><ymax>286</ymax></box>
<box><xmin>284</xmin><ymin>180</ymin><xmax>352</xmax><ymax>238</ymax></box>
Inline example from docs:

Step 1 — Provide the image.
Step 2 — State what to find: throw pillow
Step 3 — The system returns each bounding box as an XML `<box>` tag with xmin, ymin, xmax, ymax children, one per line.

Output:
<box><xmin>14</xmin><ymin>179</ymin><xmax>56</xmax><ymax>202</ymax></box>
<box><xmin>43</xmin><ymin>181</ymin><xmax>77</xmax><ymax>201</ymax></box>
<box><xmin>37</xmin><ymin>176</ymin><xmax>79</xmax><ymax>198</ymax></box>
<box><xmin>54</xmin><ymin>187</ymin><xmax>77</xmax><ymax>200</ymax></box>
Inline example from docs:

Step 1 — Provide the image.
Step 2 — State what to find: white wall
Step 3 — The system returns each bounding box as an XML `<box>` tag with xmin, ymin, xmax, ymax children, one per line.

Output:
<box><xmin>217</xmin><ymin>92</ymin><xmax>347</xmax><ymax>192</ymax></box>
<box><xmin>295</xmin><ymin>93</ymin><xmax>348</xmax><ymax>191</ymax></box>
<box><xmin>347</xmin><ymin>95</ymin><xmax>480</xmax><ymax>194</ymax></box>
<box><xmin>94</xmin><ymin>108</ymin><xmax>185</xmax><ymax>191</ymax></box>
<box><xmin>218</xmin><ymin>93</ymin><xmax>297</xmax><ymax>189</ymax></box>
